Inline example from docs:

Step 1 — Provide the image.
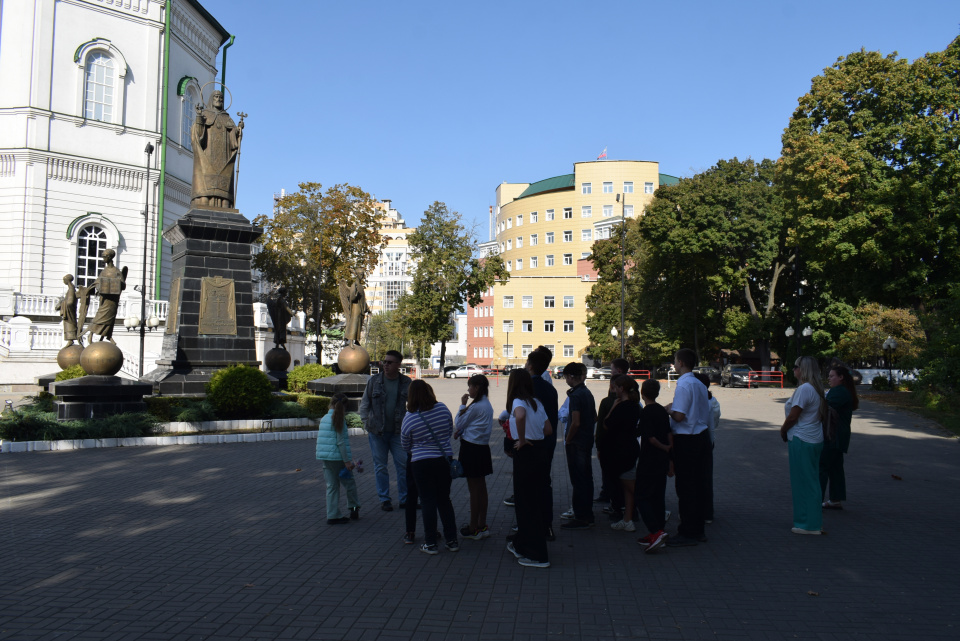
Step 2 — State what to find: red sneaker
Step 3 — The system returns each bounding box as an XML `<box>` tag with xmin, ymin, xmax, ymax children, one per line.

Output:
<box><xmin>637</xmin><ymin>532</ymin><xmax>654</xmax><ymax>546</ymax></box>
<box><xmin>645</xmin><ymin>530</ymin><xmax>668</xmax><ymax>553</ymax></box>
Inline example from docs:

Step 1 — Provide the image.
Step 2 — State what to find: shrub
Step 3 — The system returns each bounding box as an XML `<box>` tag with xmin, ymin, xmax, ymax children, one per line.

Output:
<box><xmin>174</xmin><ymin>401</ymin><xmax>217</xmax><ymax>423</ymax></box>
<box><xmin>286</xmin><ymin>363</ymin><xmax>334</xmax><ymax>393</ymax></box>
<box><xmin>267</xmin><ymin>400</ymin><xmax>314</xmax><ymax>419</ymax></box>
<box><xmin>297</xmin><ymin>393</ymin><xmax>330</xmax><ymax>417</ymax></box>
<box><xmin>0</xmin><ymin>410</ymin><xmax>157</xmax><ymax>441</ymax></box>
<box><xmin>23</xmin><ymin>392</ymin><xmax>55</xmax><ymax>413</ymax></box>
<box><xmin>144</xmin><ymin>396</ymin><xmax>205</xmax><ymax>422</ymax></box>
<box><xmin>872</xmin><ymin>375</ymin><xmax>894</xmax><ymax>391</ymax></box>
<box><xmin>206</xmin><ymin>365</ymin><xmax>274</xmax><ymax>419</ymax></box>
<box><xmin>346</xmin><ymin>412</ymin><xmax>363</xmax><ymax>430</ymax></box>
<box><xmin>55</xmin><ymin>365</ymin><xmax>86</xmax><ymax>382</ymax></box>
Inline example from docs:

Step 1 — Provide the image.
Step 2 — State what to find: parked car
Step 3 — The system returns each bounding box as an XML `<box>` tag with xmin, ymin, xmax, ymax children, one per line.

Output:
<box><xmin>693</xmin><ymin>366</ymin><xmax>721</xmax><ymax>385</ymax></box>
<box><xmin>720</xmin><ymin>364</ymin><xmax>752</xmax><ymax>388</ymax></box>
<box><xmin>552</xmin><ymin>365</ymin><xmax>565</xmax><ymax>379</ymax></box>
<box><xmin>445</xmin><ymin>365</ymin><xmax>485</xmax><ymax>378</ymax></box>
<box><xmin>587</xmin><ymin>367</ymin><xmax>612</xmax><ymax>380</ymax></box>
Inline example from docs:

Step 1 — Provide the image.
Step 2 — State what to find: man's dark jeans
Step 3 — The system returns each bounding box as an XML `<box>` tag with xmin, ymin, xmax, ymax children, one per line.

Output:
<box><xmin>672</xmin><ymin>431</ymin><xmax>711</xmax><ymax>538</ymax></box>
<box><xmin>565</xmin><ymin>442</ymin><xmax>594</xmax><ymax>522</ymax></box>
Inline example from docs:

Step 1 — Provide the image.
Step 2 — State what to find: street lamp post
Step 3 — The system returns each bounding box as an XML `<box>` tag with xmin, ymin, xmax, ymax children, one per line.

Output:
<box><xmin>883</xmin><ymin>336</ymin><xmax>898</xmax><ymax>384</ymax></box>
<box><xmin>139</xmin><ymin>142</ymin><xmax>155</xmax><ymax>378</ymax></box>
<box><xmin>615</xmin><ymin>193</ymin><xmax>627</xmax><ymax>359</ymax></box>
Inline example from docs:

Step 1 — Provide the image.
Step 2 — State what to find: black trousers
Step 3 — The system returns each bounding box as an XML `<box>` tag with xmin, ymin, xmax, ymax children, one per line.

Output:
<box><xmin>672</xmin><ymin>431</ymin><xmax>711</xmax><ymax>538</ymax></box>
<box><xmin>540</xmin><ymin>431</ymin><xmax>558</xmax><ymax>527</ymax></box>
<box><xmin>513</xmin><ymin>440</ymin><xmax>548</xmax><ymax>563</ymax></box>
<box><xmin>636</xmin><ymin>472</ymin><xmax>667</xmax><ymax>534</ymax></box>
<box><xmin>411</xmin><ymin>457</ymin><xmax>457</xmax><ymax>545</ymax></box>
<box><xmin>404</xmin><ymin>457</ymin><xmax>420</xmax><ymax>533</ymax></box>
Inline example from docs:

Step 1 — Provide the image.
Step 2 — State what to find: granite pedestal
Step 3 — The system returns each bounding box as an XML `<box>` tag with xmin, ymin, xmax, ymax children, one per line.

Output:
<box><xmin>307</xmin><ymin>373</ymin><xmax>369</xmax><ymax>412</ymax></box>
<box><xmin>50</xmin><ymin>376</ymin><xmax>153</xmax><ymax>421</ymax></box>
<box><xmin>143</xmin><ymin>206</ymin><xmax>276</xmax><ymax>395</ymax></box>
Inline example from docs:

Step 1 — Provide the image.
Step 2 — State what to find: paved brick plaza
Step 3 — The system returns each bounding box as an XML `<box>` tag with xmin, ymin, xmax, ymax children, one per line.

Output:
<box><xmin>2</xmin><ymin>379</ymin><xmax>959</xmax><ymax>640</ymax></box>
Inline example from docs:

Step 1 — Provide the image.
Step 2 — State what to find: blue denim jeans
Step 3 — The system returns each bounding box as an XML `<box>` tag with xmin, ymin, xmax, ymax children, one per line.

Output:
<box><xmin>368</xmin><ymin>431</ymin><xmax>408</xmax><ymax>504</ymax></box>
<box><xmin>565</xmin><ymin>443</ymin><xmax>594</xmax><ymax>522</ymax></box>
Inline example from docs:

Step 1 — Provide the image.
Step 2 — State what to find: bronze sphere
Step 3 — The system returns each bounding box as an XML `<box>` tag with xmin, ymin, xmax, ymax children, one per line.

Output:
<box><xmin>57</xmin><ymin>344</ymin><xmax>84</xmax><ymax>370</ymax></box>
<box><xmin>264</xmin><ymin>347</ymin><xmax>292</xmax><ymax>372</ymax></box>
<box><xmin>80</xmin><ymin>341</ymin><xmax>124</xmax><ymax>376</ymax></box>
<box><xmin>337</xmin><ymin>344</ymin><xmax>370</xmax><ymax>374</ymax></box>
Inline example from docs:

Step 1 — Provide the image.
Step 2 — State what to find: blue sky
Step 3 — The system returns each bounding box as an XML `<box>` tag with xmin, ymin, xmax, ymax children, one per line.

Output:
<box><xmin>200</xmin><ymin>0</ymin><xmax>958</xmax><ymax>238</ymax></box>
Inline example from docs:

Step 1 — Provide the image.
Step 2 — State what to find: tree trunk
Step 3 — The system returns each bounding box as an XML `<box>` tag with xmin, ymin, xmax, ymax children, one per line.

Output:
<box><xmin>314</xmin><ymin>297</ymin><xmax>321</xmax><ymax>364</ymax></box>
<box><xmin>439</xmin><ymin>339</ymin><xmax>447</xmax><ymax>373</ymax></box>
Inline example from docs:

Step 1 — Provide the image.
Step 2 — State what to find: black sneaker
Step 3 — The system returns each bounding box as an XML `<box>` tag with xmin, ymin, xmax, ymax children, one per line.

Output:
<box><xmin>560</xmin><ymin>519</ymin><xmax>593</xmax><ymax>530</ymax></box>
<box><xmin>326</xmin><ymin>517</ymin><xmax>349</xmax><ymax>525</ymax></box>
<box><xmin>402</xmin><ymin>532</ymin><xmax>415</xmax><ymax>545</ymax></box>
<box><xmin>503</xmin><ymin>495</ymin><xmax>515</xmax><ymax>507</ymax></box>
<box><xmin>349</xmin><ymin>507</ymin><xmax>360</xmax><ymax>520</ymax></box>
<box><xmin>445</xmin><ymin>540</ymin><xmax>460</xmax><ymax>552</ymax></box>
<box><xmin>381</xmin><ymin>501</ymin><xmax>394</xmax><ymax>512</ymax></box>
<box><xmin>419</xmin><ymin>543</ymin><xmax>438</xmax><ymax>555</ymax></box>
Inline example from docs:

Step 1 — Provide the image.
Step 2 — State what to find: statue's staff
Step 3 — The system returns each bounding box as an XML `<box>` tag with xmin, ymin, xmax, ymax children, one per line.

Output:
<box><xmin>234</xmin><ymin>111</ymin><xmax>247</xmax><ymax>205</ymax></box>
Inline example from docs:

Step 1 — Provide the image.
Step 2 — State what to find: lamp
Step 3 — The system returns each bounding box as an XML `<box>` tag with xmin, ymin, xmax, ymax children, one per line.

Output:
<box><xmin>802</xmin><ymin>326</ymin><xmax>813</xmax><ymax>338</ymax></box>
<box><xmin>882</xmin><ymin>336</ymin><xmax>898</xmax><ymax>384</ymax></box>
<box><xmin>138</xmin><ymin>141</ymin><xmax>156</xmax><ymax>378</ymax></box>
<box><xmin>610</xmin><ymin>326</ymin><xmax>618</xmax><ymax>337</ymax></box>
<box><xmin>785</xmin><ymin>326</ymin><xmax>795</xmax><ymax>337</ymax></box>
<box><xmin>627</xmin><ymin>326</ymin><xmax>634</xmax><ymax>338</ymax></box>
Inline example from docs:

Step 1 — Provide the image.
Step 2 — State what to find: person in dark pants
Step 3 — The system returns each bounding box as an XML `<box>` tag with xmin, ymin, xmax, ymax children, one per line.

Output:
<box><xmin>596</xmin><ymin>358</ymin><xmax>631</xmax><ymax>517</ymax></box>
<box><xmin>402</xmin><ymin>457</ymin><xmax>420</xmax><ymax>544</ymax></box>
<box><xmin>561</xmin><ymin>363</ymin><xmax>597</xmax><ymax>530</ymax></box>
<box><xmin>400</xmin><ymin>380</ymin><xmax>458</xmax><ymax>555</ymax></box>
<box><xmin>664</xmin><ymin>348</ymin><xmax>711</xmax><ymax>547</ymax></box>
<box><xmin>527</xmin><ymin>347</ymin><xmax>559</xmax><ymax>540</ymax></box>
<box><xmin>635</xmin><ymin>380</ymin><xmax>673</xmax><ymax>552</ymax></box>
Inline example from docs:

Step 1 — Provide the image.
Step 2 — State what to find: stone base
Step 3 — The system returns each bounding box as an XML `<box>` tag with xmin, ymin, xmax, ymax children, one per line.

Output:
<box><xmin>35</xmin><ymin>372</ymin><xmax>59</xmax><ymax>393</ymax></box>
<box><xmin>142</xmin><ymin>365</ymin><xmax>279</xmax><ymax>396</ymax></box>
<box><xmin>50</xmin><ymin>375</ymin><xmax>154</xmax><ymax>421</ymax></box>
<box><xmin>307</xmin><ymin>373</ymin><xmax>369</xmax><ymax>413</ymax></box>
<box><xmin>267</xmin><ymin>370</ymin><xmax>289</xmax><ymax>392</ymax></box>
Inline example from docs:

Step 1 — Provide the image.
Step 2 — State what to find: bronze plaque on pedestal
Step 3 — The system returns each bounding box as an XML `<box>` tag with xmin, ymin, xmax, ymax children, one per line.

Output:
<box><xmin>198</xmin><ymin>276</ymin><xmax>237</xmax><ymax>335</ymax></box>
<box><xmin>165</xmin><ymin>278</ymin><xmax>181</xmax><ymax>335</ymax></box>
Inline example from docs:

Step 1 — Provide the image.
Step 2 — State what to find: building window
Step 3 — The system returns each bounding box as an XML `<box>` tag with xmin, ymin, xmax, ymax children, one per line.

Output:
<box><xmin>531</xmin><ymin>211</ymin><xmax>538</xmax><ymax>222</ymax></box>
<box><xmin>385</xmin><ymin>281</ymin><xmax>405</xmax><ymax>310</ymax></box>
<box><xmin>581</xmin><ymin>229</ymin><xmax>592</xmax><ymax>241</ymax></box>
<box><xmin>473</xmin><ymin>327</ymin><xmax>478</xmax><ymax>338</ymax></box>
<box><xmin>506</xmin><ymin>239</ymin><xmax>512</xmax><ymax>250</ymax></box>
<box><xmin>544</xmin><ymin>320</ymin><xmax>555</xmax><ymax>332</ymax></box>
<box><xmin>544</xmin><ymin>295</ymin><xmax>555</xmax><ymax>308</ymax></box>
<box><xmin>516</xmin><ymin>236</ymin><xmax>522</xmax><ymax>248</ymax></box>
<box><xmin>563</xmin><ymin>254</ymin><xmax>573</xmax><ymax>265</ymax></box>
<box><xmin>563</xmin><ymin>230</ymin><xmax>573</xmax><ymax>242</ymax></box>
<box><xmin>76</xmin><ymin>225</ymin><xmax>108</xmax><ymax>288</ymax></box>
<box><xmin>581</xmin><ymin>206</ymin><xmax>591</xmax><ymax>218</ymax></box>
<box><xmin>503</xmin><ymin>320</ymin><xmax>514</xmax><ymax>332</ymax></box>
<box><xmin>563</xmin><ymin>295</ymin><xmax>574</xmax><ymax>308</ymax></box>
<box><xmin>546</xmin><ymin>254</ymin><xmax>555</xmax><ymax>266</ymax></box>
<box><xmin>499</xmin><ymin>243</ymin><xmax>504</xmax><ymax>253</ymax></box>
<box><xmin>508</xmin><ymin>218</ymin><xmax>513</xmax><ymax>229</ymax></box>
<box><xmin>530</xmin><ymin>256</ymin><xmax>538</xmax><ymax>268</ymax></box>
<box><xmin>515</xmin><ymin>258</ymin><xmax>522</xmax><ymax>270</ymax></box>
<box><xmin>546</xmin><ymin>209</ymin><xmax>555</xmax><ymax>221</ymax></box>
<box><xmin>603</xmin><ymin>181</ymin><xmax>613</xmax><ymax>193</ymax></box>
<box><xmin>563</xmin><ymin>320</ymin><xmax>575</xmax><ymax>332</ymax></box>
<box><xmin>84</xmin><ymin>53</ymin><xmax>115</xmax><ymax>122</ymax></box>
<box><xmin>645</xmin><ymin>182</ymin><xmax>654</xmax><ymax>194</ymax></box>
<box><xmin>581</xmin><ymin>252</ymin><xmax>590</xmax><ymax>259</ymax></box>
<box><xmin>506</xmin><ymin>260</ymin><xmax>512</xmax><ymax>271</ymax></box>
<box><xmin>522</xmin><ymin>296</ymin><xmax>532</xmax><ymax>308</ymax></box>
<box><xmin>563</xmin><ymin>344</ymin><xmax>574</xmax><ymax>357</ymax></box>
<box><xmin>503</xmin><ymin>295</ymin><xmax>514</xmax><ymax>308</ymax></box>
<box><xmin>521</xmin><ymin>344</ymin><xmax>533</xmax><ymax>357</ymax></box>
<box><xmin>582</xmin><ymin>182</ymin><xmax>592</xmax><ymax>194</ymax></box>
<box><xmin>530</xmin><ymin>234</ymin><xmax>538</xmax><ymax>246</ymax></box>
<box><xmin>603</xmin><ymin>204</ymin><xmax>613</xmax><ymax>217</ymax></box>
<box><xmin>624</xmin><ymin>181</ymin><xmax>634</xmax><ymax>193</ymax></box>
<box><xmin>546</xmin><ymin>232</ymin><xmax>554</xmax><ymax>244</ymax></box>
<box><xmin>517</xmin><ymin>214</ymin><xmax>523</xmax><ymax>226</ymax></box>
<box><xmin>522</xmin><ymin>320</ymin><xmax>533</xmax><ymax>332</ymax></box>
<box><xmin>504</xmin><ymin>344</ymin><xmax>514</xmax><ymax>358</ymax></box>
<box><xmin>624</xmin><ymin>204</ymin><xmax>634</xmax><ymax>217</ymax></box>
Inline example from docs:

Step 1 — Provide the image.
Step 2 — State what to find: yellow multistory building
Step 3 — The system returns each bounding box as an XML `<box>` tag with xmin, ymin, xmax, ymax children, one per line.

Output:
<box><xmin>480</xmin><ymin>160</ymin><xmax>678</xmax><ymax>367</ymax></box>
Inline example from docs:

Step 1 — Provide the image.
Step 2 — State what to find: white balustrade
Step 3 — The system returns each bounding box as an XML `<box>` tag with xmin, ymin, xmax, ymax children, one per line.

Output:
<box><xmin>15</xmin><ymin>293</ymin><xmax>60</xmax><ymax>316</ymax></box>
<box><xmin>0</xmin><ymin>320</ymin><xmax>11</xmax><ymax>353</ymax></box>
<box><xmin>31</xmin><ymin>326</ymin><xmax>63</xmax><ymax>350</ymax></box>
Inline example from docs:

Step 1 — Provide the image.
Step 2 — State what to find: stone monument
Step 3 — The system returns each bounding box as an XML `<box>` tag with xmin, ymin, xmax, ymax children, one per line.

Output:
<box><xmin>143</xmin><ymin>87</ymin><xmax>270</xmax><ymax>395</ymax></box>
<box><xmin>55</xmin><ymin>274</ymin><xmax>83</xmax><ymax>369</ymax></box>
<box><xmin>264</xmin><ymin>286</ymin><xmax>295</xmax><ymax>388</ymax></box>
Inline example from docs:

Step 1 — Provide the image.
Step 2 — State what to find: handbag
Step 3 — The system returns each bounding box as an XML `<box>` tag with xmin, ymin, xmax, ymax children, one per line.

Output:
<box><xmin>822</xmin><ymin>403</ymin><xmax>839</xmax><ymax>443</ymax></box>
<box><xmin>418</xmin><ymin>411</ymin><xmax>464</xmax><ymax>479</ymax></box>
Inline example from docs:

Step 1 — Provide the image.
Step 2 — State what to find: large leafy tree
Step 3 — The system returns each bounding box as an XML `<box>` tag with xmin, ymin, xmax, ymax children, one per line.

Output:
<box><xmin>639</xmin><ymin>158</ymin><xmax>792</xmax><ymax>368</ymax></box>
<box><xmin>252</xmin><ymin>183</ymin><xmax>384</xmax><ymax>349</ymax></box>
<box><xmin>404</xmin><ymin>201</ymin><xmax>507</xmax><ymax>371</ymax></box>
<box><xmin>777</xmin><ymin>37</ymin><xmax>960</xmax><ymax>310</ymax></box>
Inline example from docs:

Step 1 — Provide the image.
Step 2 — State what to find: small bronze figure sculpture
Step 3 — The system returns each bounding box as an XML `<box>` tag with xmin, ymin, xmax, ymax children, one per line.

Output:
<box><xmin>56</xmin><ymin>274</ymin><xmax>80</xmax><ymax>345</ymax></box>
<box><xmin>266</xmin><ymin>286</ymin><xmax>295</xmax><ymax>350</ymax></box>
<box><xmin>82</xmin><ymin>249</ymin><xmax>127</xmax><ymax>344</ymax></box>
<box><xmin>338</xmin><ymin>268</ymin><xmax>370</xmax><ymax>347</ymax></box>
<box><xmin>191</xmin><ymin>90</ymin><xmax>243</xmax><ymax>209</ymax></box>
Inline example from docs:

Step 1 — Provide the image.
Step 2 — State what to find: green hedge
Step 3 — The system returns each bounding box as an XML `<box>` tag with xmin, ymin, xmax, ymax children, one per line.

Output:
<box><xmin>0</xmin><ymin>410</ymin><xmax>159</xmax><ymax>442</ymax></box>
<box><xmin>55</xmin><ymin>365</ymin><xmax>86</xmax><ymax>382</ymax></box>
<box><xmin>297</xmin><ymin>393</ymin><xmax>330</xmax><ymax>417</ymax></box>
<box><xmin>286</xmin><ymin>363</ymin><xmax>334</xmax><ymax>393</ymax></box>
<box><xmin>206</xmin><ymin>365</ymin><xmax>274</xmax><ymax>419</ymax></box>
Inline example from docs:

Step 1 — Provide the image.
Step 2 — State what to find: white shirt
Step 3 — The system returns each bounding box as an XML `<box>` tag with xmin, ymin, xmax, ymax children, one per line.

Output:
<box><xmin>784</xmin><ymin>382</ymin><xmax>824</xmax><ymax>443</ymax></box>
<box><xmin>508</xmin><ymin>398</ymin><xmax>547</xmax><ymax>441</ymax></box>
<box><xmin>669</xmin><ymin>372</ymin><xmax>710</xmax><ymax>435</ymax></box>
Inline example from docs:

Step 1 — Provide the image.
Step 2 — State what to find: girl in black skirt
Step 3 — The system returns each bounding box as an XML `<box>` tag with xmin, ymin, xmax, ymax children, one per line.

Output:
<box><xmin>454</xmin><ymin>374</ymin><xmax>494</xmax><ymax>539</ymax></box>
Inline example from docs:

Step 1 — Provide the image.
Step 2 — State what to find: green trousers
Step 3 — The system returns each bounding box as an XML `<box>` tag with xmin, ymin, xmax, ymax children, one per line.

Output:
<box><xmin>788</xmin><ymin>437</ymin><xmax>824</xmax><ymax>531</ymax></box>
<box><xmin>322</xmin><ymin>459</ymin><xmax>360</xmax><ymax>520</ymax></box>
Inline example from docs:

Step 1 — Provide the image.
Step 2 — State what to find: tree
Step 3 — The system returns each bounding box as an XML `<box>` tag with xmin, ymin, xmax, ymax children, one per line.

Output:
<box><xmin>252</xmin><ymin>183</ymin><xmax>384</xmax><ymax>354</ymax></box>
<box><xmin>777</xmin><ymin>37</ymin><xmax>960</xmax><ymax>310</ymax></box>
<box><xmin>639</xmin><ymin>158</ymin><xmax>792</xmax><ymax>369</ymax></box>
<box><xmin>404</xmin><ymin>201</ymin><xmax>507</xmax><ymax>371</ymax></box>
<box><xmin>836</xmin><ymin>303</ymin><xmax>925</xmax><ymax>368</ymax></box>
<box><xmin>585</xmin><ymin>232</ymin><xmax>628</xmax><ymax>361</ymax></box>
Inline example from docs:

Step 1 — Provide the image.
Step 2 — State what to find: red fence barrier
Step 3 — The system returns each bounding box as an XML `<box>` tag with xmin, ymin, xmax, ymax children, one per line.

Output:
<box><xmin>629</xmin><ymin>369</ymin><xmax>652</xmax><ymax>380</ymax></box>
<box><xmin>748</xmin><ymin>370</ymin><xmax>784</xmax><ymax>388</ymax></box>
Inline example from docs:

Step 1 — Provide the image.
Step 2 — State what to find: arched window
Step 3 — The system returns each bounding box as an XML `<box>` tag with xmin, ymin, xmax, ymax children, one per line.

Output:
<box><xmin>76</xmin><ymin>225</ymin><xmax>108</xmax><ymax>288</ymax></box>
<box><xmin>84</xmin><ymin>53</ymin><xmax>115</xmax><ymax>122</ymax></box>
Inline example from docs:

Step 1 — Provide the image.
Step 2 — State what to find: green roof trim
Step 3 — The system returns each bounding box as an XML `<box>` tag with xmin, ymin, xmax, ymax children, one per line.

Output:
<box><xmin>517</xmin><ymin>174</ymin><xmax>575</xmax><ymax>200</ymax></box>
<box><xmin>658</xmin><ymin>173</ymin><xmax>680</xmax><ymax>186</ymax></box>
<box><xmin>176</xmin><ymin>76</ymin><xmax>197</xmax><ymax>96</ymax></box>
<box><xmin>74</xmin><ymin>37</ymin><xmax>108</xmax><ymax>63</ymax></box>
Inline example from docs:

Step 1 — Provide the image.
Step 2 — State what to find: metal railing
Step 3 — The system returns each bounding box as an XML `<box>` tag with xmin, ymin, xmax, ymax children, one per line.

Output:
<box><xmin>747</xmin><ymin>370</ymin><xmax>784</xmax><ymax>388</ymax></box>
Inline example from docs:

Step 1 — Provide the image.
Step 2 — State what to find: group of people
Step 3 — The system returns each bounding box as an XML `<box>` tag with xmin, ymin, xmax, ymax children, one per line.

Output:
<box><xmin>315</xmin><ymin>346</ymin><xmax>859</xmax><ymax>567</ymax></box>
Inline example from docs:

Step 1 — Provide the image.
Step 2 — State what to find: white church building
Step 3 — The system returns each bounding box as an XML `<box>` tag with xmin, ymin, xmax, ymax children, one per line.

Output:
<box><xmin>0</xmin><ymin>0</ymin><xmax>303</xmax><ymax>384</ymax></box>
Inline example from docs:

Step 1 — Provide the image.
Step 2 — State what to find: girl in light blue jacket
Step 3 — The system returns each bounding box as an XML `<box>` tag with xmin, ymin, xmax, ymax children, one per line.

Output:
<box><xmin>316</xmin><ymin>393</ymin><xmax>360</xmax><ymax>524</ymax></box>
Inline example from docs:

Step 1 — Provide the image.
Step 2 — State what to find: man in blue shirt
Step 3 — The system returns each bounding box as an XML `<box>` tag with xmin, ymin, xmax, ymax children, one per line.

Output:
<box><xmin>561</xmin><ymin>362</ymin><xmax>597</xmax><ymax>529</ymax></box>
<box><xmin>359</xmin><ymin>350</ymin><xmax>411</xmax><ymax>511</ymax></box>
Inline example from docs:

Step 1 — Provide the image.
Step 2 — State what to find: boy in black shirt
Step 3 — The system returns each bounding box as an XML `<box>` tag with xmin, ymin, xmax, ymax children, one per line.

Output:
<box><xmin>635</xmin><ymin>379</ymin><xmax>673</xmax><ymax>552</ymax></box>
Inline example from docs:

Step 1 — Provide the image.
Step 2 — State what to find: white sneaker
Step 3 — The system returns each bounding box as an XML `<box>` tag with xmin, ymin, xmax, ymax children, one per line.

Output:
<box><xmin>518</xmin><ymin>556</ymin><xmax>550</xmax><ymax>568</ymax></box>
<box><xmin>560</xmin><ymin>508</ymin><xmax>575</xmax><ymax>520</ymax></box>
<box><xmin>610</xmin><ymin>520</ymin><xmax>636</xmax><ymax>532</ymax></box>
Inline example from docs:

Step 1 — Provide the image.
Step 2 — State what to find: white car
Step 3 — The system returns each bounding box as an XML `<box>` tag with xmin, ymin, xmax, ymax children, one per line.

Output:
<box><xmin>445</xmin><ymin>365</ymin><xmax>484</xmax><ymax>379</ymax></box>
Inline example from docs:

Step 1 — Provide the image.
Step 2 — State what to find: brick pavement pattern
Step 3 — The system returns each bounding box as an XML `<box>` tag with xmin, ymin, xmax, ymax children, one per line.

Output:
<box><xmin>2</xmin><ymin>379</ymin><xmax>959</xmax><ymax>640</ymax></box>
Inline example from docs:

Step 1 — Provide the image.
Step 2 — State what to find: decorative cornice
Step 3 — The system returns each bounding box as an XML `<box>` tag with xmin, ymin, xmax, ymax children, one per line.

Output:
<box><xmin>0</xmin><ymin>154</ymin><xmax>14</xmax><ymax>178</ymax></box>
<box><xmin>47</xmin><ymin>157</ymin><xmax>145</xmax><ymax>192</ymax></box>
<box><xmin>171</xmin><ymin>4</ymin><xmax>220</xmax><ymax>64</ymax></box>
<box><xmin>82</xmin><ymin>0</ymin><xmax>149</xmax><ymax>16</ymax></box>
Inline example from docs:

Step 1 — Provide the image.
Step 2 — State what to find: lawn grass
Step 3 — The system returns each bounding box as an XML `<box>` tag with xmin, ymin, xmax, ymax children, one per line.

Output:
<box><xmin>865</xmin><ymin>391</ymin><xmax>960</xmax><ymax>437</ymax></box>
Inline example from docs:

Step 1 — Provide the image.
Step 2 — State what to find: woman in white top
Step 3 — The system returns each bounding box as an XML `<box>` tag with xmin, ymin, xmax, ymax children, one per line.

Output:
<box><xmin>505</xmin><ymin>369</ymin><xmax>552</xmax><ymax>568</ymax></box>
<box><xmin>454</xmin><ymin>374</ymin><xmax>494</xmax><ymax>540</ymax></box>
<box><xmin>780</xmin><ymin>356</ymin><xmax>826</xmax><ymax>535</ymax></box>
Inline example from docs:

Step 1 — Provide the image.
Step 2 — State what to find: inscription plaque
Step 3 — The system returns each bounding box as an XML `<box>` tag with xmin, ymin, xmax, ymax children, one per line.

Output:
<box><xmin>165</xmin><ymin>278</ymin><xmax>181</xmax><ymax>335</ymax></box>
<box><xmin>198</xmin><ymin>276</ymin><xmax>237</xmax><ymax>335</ymax></box>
